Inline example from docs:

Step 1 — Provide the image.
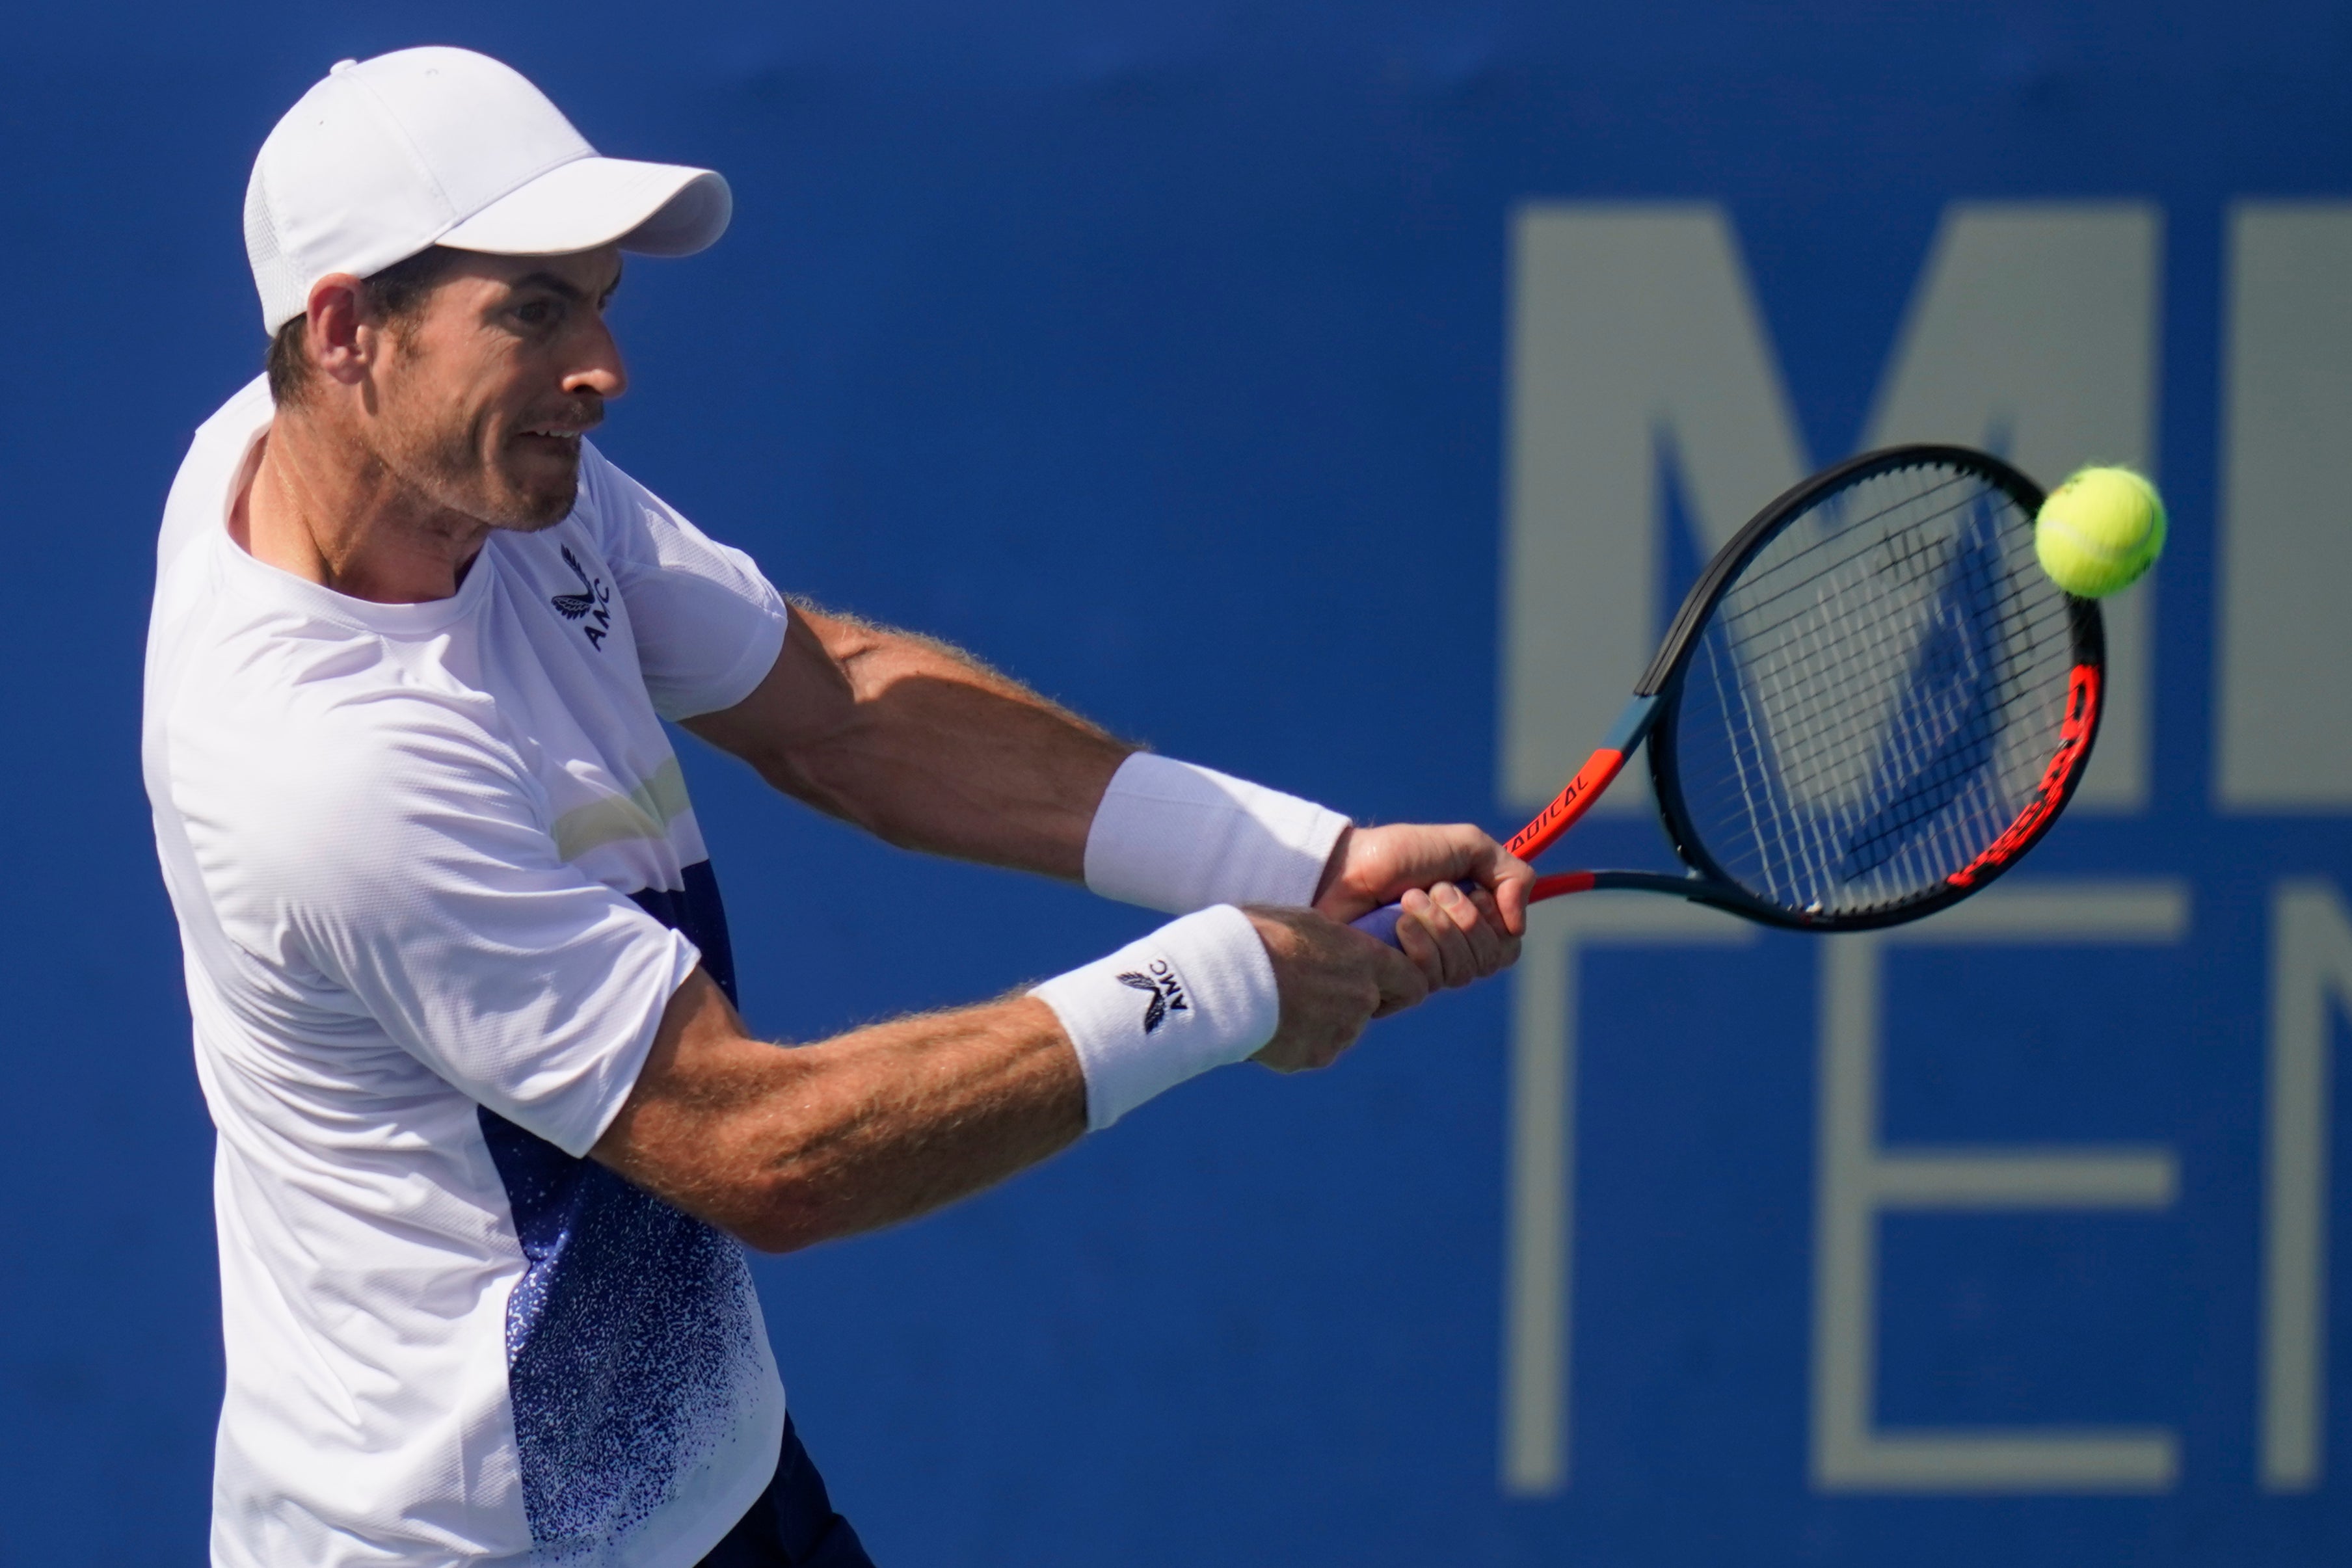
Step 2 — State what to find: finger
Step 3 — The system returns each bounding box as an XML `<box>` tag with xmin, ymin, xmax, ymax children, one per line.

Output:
<box><xmin>1426</xmin><ymin>881</ymin><xmax>1489</xmax><ymax>987</ymax></box>
<box><xmin>1409</xmin><ymin>886</ymin><xmax>1478</xmax><ymax>989</ymax></box>
<box><xmin>1461</xmin><ymin>884</ymin><xmax>1503</xmax><ymax>967</ymax></box>
<box><xmin>1439</xmin><ymin>881</ymin><xmax>1509</xmax><ymax>978</ymax></box>
<box><xmin>1463</xmin><ymin>837</ymin><xmax>1535</xmax><ymax>938</ymax></box>
<box><xmin>1389</xmin><ymin>889</ymin><xmax>1448</xmax><ymax>989</ymax></box>
<box><xmin>1465</xmin><ymin>885</ymin><xmax>1524</xmax><ymax>973</ymax></box>
<box><xmin>1495</xmin><ymin>861</ymin><xmax>1532</xmax><ymax>937</ymax></box>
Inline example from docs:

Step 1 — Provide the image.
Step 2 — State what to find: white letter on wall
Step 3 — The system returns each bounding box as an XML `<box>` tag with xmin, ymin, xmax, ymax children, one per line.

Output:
<box><xmin>1504</xmin><ymin>203</ymin><xmax>2158</xmax><ymax>817</ymax></box>
<box><xmin>2262</xmin><ymin>879</ymin><xmax>2352</xmax><ymax>1489</ymax></box>
<box><xmin>1499</xmin><ymin>896</ymin><xmax>1754</xmax><ymax>1495</ymax></box>
<box><xmin>1813</xmin><ymin>882</ymin><xmax>2188</xmax><ymax>1491</ymax></box>
<box><xmin>1501</xmin><ymin>206</ymin><xmax>1806</xmax><ymax>815</ymax></box>
<box><xmin>2217</xmin><ymin>206</ymin><xmax>2352</xmax><ymax>810</ymax></box>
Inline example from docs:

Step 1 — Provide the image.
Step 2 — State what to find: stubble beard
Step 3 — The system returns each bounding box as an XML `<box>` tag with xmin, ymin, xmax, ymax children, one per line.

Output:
<box><xmin>372</xmin><ymin>332</ymin><xmax>581</xmax><ymax>534</ymax></box>
<box><xmin>377</xmin><ymin>401</ymin><xmax>580</xmax><ymax>535</ymax></box>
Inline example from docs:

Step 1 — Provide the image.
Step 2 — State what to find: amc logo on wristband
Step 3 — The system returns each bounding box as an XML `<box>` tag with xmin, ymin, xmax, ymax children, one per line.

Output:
<box><xmin>1114</xmin><ymin>959</ymin><xmax>1190</xmax><ymax>1034</ymax></box>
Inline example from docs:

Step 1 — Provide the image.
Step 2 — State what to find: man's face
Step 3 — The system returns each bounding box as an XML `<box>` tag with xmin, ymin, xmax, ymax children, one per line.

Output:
<box><xmin>364</xmin><ymin>248</ymin><xmax>627</xmax><ymax>531</ymax></box>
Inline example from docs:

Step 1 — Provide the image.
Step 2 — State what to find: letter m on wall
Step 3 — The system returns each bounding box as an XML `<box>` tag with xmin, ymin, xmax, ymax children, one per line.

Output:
<box><xmin>1499</xmin><ymin>203</ymin><xmax>2156</xmax><ymax>815</ymax></box>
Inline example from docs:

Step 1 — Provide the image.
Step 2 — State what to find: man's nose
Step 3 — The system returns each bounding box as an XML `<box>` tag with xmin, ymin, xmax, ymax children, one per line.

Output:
<box><xmin>563</xmin><ymin>316</ymin><xmax>628</xmax><ymax>401</ymax></box>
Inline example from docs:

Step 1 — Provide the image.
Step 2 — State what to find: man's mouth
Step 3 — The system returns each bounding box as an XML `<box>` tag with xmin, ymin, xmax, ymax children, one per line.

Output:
<box><xmin>519</xmin><ymin>426</ymin><xmax>586</xmax><ymax>445</ymax></box>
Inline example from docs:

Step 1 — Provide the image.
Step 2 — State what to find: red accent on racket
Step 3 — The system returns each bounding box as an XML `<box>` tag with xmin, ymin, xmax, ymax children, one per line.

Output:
<box><xmin>1354</xmin><ymin>445</ymin><xmax>2105</xmax><ymax>945</ymax></box>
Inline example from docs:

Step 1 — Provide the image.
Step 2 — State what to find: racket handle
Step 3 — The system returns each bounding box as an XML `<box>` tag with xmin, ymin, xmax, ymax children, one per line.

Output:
<box><xmin>1352</xmin><ymin>871</ymin><xmax>1607</xmax><ymax>948</ymax></box>
<box><xmin>1350</xmin><ymin>884</ymin><xmax>1474</xmax><ymax>949</ymax></box>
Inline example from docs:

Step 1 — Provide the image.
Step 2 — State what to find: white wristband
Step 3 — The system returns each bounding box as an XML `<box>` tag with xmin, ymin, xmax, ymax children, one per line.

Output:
<box><xmin>1031</xmin><ymin>905</ymin><xmax>1281</xmax><ymax>1130</ymax></box>
<box><xmin>1084</xmin><ymin>753</ymin><xmax>1351</xmax><ymax>914</ymax></box>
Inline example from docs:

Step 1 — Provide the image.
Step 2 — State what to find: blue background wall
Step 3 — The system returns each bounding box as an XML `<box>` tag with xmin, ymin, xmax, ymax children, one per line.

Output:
<box><xmin>5</xmin><ymin>3</ymin><xmax>2351</xmax><ymax>1563</ymax></box>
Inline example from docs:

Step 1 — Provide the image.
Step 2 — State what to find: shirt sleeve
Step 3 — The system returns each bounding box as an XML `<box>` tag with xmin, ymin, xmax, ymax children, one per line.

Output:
<box><xmin>243</xmin><ymin>692</ymin><xmax>702</xmax><ymax>1157</ymax></box>
<box><xmin>580</xmin><ymin>445</ymin><xmax>790</xmax><ymax>721</ymax></box>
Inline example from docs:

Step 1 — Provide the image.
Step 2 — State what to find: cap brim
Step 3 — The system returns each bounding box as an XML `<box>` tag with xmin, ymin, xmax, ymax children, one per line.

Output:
<box><xmin>438</xmin><ymin>156</ymin><xmax>731</xmax><ymax>258</ymax></box>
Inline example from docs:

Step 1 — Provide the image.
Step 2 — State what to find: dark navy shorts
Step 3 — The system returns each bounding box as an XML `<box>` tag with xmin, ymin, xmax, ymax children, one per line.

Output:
<box><xmin>695</xmin><ymin>1417</ymin><xmax>874</xmax><ymax>1567</ymax></box>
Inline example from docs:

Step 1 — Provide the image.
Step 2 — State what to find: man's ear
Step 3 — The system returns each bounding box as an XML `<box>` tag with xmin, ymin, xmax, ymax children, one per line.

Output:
<box><xmin>302</xmin><ymin>274</ymin><xmax>372</xmax><ymax>388</ymax></box>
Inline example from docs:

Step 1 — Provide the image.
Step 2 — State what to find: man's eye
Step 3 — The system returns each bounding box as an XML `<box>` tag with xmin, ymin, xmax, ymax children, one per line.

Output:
<box><xmin>516</xmin><ymin>300</ymin><xmax>556</xmax><ymax>326</ymax></box>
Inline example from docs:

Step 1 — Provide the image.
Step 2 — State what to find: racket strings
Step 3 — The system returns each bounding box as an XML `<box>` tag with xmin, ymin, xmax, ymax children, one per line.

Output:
<box><xmin>1704</xmin><ymin>483</ymin><xmax>2027</xmax><ymax>674</ymax></box>
<box><xmin>1718</xmin><ymin>567</ymin><xmax>2059</xmax><ymax>772</ymax></box>
<box><xmin>1704</xmin><ymin>473</ymin><xmax>1988</xmax><ymax>630</ymax></box>
<box><xmin>1670</xmin><ymin>463</ymin><xmax>2078</xmax><ymax>917</ymax></box>
<box><xmin>1724</xmin><ymin>570</ymin><xmax>2064</xmax><ymax>806</ymax></box>
<box><xmin>1754</xmin><ymin>477</ymin><xmax>2062</xmax><ymax>905</ymax></box>
<box><xmin>1699</xmin><ymin>486</ymin><xmax>2052</xmax><ymax>764</ymax></box>
<box><xmin>1739</xmin><ymin>482</ymin><xmax>2058</xmax><ymax>905</ymax></box>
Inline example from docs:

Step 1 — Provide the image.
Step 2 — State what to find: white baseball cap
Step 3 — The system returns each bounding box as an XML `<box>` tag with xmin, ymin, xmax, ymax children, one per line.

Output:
<box><xmin>244</xmin><ymin>47</ymin><xmax>732</xmax><ymax>333</ymax></box>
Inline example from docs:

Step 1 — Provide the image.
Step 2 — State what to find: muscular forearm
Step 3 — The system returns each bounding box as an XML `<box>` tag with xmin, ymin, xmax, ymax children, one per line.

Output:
<box><xmin>685</xmin><ymin>605</ymin><xmax>1132</xmax><ymax>880</ymax></box>
<box><xmin>595</xmin><ymin>889</ymin><xmax>1458</xmax><ymax>1255</ymax></box>
<box><xmin>595</xmin><ymin>970</ymin><xmax>1086</xmax><ymax>1253</ymax></box>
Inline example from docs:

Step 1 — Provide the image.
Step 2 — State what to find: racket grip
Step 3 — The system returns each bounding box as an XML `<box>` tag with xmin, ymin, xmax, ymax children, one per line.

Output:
<box><xmin>1349</xmin><ymin>883</ymin><xmax>1477</xmax><ymax>949</ymax></box>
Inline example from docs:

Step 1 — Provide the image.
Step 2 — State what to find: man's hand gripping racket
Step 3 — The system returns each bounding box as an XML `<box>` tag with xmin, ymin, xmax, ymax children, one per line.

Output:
<box><xmin>1354</xmin><ymin>445</ymin><xmax>2105</xmax><ymax>944</ymax></box>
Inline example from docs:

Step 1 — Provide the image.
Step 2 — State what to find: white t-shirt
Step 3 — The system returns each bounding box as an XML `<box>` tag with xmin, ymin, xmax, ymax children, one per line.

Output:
<box><xmin>144</xmin><ymin>378</ymin><xmax>792</xmax><ymax>1568</ymax></box>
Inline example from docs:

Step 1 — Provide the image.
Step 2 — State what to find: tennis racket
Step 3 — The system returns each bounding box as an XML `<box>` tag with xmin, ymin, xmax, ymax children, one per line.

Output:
<box><xmin>1356</xmin><ymin>444</ymin><xmax>2104</xmax><ymax>942</ymax></box>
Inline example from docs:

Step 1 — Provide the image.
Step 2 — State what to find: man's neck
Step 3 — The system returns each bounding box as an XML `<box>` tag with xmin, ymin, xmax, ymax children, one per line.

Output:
<box><xmin>238</xmin><ymin>410</ymin><xmax>490</xmax><ymax>604</ymax></box>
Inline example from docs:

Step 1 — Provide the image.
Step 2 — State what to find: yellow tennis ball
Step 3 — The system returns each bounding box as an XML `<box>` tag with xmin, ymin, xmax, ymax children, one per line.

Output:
<box><xmin>2035</xmin><ymin>466</ymin><xmax>2167</xmax><ymax>598</ymax></box>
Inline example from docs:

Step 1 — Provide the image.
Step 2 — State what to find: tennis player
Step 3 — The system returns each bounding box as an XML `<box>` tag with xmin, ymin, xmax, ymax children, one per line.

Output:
<box><xmin>144</xmin><ymin>47</ymin><xmax>1529</xmax><ymax>1568</ymax></box>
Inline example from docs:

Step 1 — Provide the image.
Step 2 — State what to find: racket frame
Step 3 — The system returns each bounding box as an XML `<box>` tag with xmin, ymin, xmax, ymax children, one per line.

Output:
<box><xmin>1511</xmin><ymin>444</ymin><xmax>2107</xmax><ymax>933</ymax></box>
